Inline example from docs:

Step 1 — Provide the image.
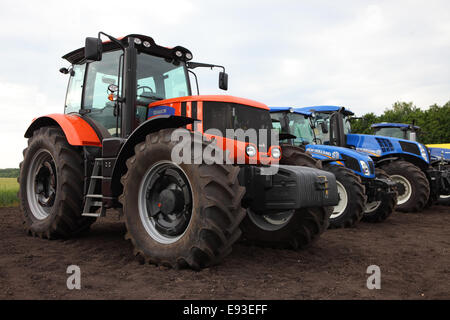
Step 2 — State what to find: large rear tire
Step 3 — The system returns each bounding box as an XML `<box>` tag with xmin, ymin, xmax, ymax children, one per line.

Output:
<box><xmin>324</xmin><ymin>165</ymin><xmax>366</xmax><ymax>228</ymax></box>
<box><xmin>362</xmin><ymin>168</ymin><xmax>397</xmax><ymax>222</ymax></box>
<box><xmin>240</xmin><ymin>145</ymin><xmax>330</xmax><ymax>249</ymax></box>
<box><xmin>380</xmin><ymin>160</ymin><xmax>430</xmax><ymax>212</ymax></box>
<box><xmin>119</xmin><ymin>129</ymin><xmax>246</xmax><ymax>270</ymax></box>
<box><xmin>18</xmin><ymin>127</ymin><xmax>95</xmax><ymax>239</ymax></box>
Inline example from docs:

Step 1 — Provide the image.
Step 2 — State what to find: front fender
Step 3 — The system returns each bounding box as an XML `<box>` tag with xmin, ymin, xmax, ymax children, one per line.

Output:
<box><xmin>110</xmin><ymin>115</ymin><xmax>194</xmax><ymax>197</ymax></box>
<box><xmin>24</xmin><ymin>114</ymin><xmax>101</xmax><ymax>147</ymax></box>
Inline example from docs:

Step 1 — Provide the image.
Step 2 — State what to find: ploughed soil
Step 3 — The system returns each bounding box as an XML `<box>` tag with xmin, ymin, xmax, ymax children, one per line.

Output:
<box><xmin>0</xmin><ymin>205</ymin><xmax>449</xmax><ymax>300</ymax></box>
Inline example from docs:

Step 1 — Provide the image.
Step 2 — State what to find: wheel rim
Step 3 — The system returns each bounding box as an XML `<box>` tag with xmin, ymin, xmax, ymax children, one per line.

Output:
<box><xmin>247</xmin><ymin>209</ymin><xmax>294</xmax><ymax>231</ymax></box>
<box><xmin>331</xmin><ymin>181</ymin><xmax>348</xmax><ymax>219</ymax></box>
<box><xmin>440</xmin><ymin>194</ymin><xmax>450</xmax><ymax>199</ymax></box>
<box><xmin>26</xmin><ymin>149</ymin><xmax>57</xmax><ymax>220</ymax></box>
<box><xmin>138</xmin><ymin>161</ymin><xmax>193</xmax><ymax>244</ymax></box>
<box><xmin>390</xmin><ymin>174</ymin><xmax>412</xmax><ymax>205</ymax></box>
<box><xmin>364</xmin><ymin>200</ymin><xmax>381</xmax><ymax>213</ymax></box>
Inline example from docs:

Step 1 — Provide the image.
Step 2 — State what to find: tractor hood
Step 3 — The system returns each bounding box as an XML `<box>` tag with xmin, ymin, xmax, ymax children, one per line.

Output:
<box><xmin>346</xmin><ymin>133</ymin><xmax>430</xmax><ymax>164</ymax></box>
<box><xmin>148</xmin><ymin>95</ymin><xmax>268</xmax><ymax>111</ymax></box>
<box><xmin>305</xmin><ymin>144</ymin><xmax>375</xmax><ymax>178</ymax></box>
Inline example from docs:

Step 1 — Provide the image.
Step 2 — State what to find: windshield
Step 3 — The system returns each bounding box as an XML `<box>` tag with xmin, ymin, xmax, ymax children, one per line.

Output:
<box><xmin>374</xmin><ymin>127</ymin><xmax>407</xmax><ymax>139</ymax></box>
<box><xmin>135</xmin><ymin>52</ymin><xmax>190</xmax><ymax>121</ymax></box>
<box><xmin>271</xmin><ymin>112</ymin><xmax>315</xmax><ymax>146</ymax></box>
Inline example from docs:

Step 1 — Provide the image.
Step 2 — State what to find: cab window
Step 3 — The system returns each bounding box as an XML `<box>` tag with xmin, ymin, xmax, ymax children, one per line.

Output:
<box><xmin>65</xmin><ymin>64</ymin><xmax>86</xmax><ymax>114</ymax></box>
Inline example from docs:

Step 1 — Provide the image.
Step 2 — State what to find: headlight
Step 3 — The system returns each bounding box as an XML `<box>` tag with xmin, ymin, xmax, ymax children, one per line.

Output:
<box><xmin>185</xmin><ymin>52</ymin><xmax>193</xmax><ymax>60</ymax></box>
<box><xmin>418</xmin><ymin>144</ymin><xmax>428</xmax><ymax>161</ymax></box>
<box><xmin>143</xmin><ymin>41</ymin><xmax>151</xmax><ymax>48</ymax></box>
<box><xmin>271</xmin><ymin>147</ymin><xmax>281</xmax><ymax>159</ymax></box>
<box><xmin>134</xmin><ymin>38</ymin><xmax>142</xmax><ymax>45</ymax></box>
<box><xmin>246</xmin><ymin>145</ymin><xmax>257</xmax><ymax>157</ymax></box>
<box><xmin>359</xmin><ymin>160</ymin><xmax>370</xmax><ymax>176</ymax></box>
<box><xmin>175</xmin><ymin>50</ymin><xmax>183</xmax><ymax>58</ymax></box>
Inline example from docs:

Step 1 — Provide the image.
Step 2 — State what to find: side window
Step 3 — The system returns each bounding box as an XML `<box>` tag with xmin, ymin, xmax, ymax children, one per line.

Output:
<box><xmin>163</xmin><ymin>67</ymin><xmax>189</xmax><ymax>98</ymax></box>
<box><xmin>83</xmin><ymin>50</ymin><xmax>122</xmax><ymax>110</ymax></box>
<box><xmin>65</xmin><ymin>64</ymin><xmax>85</xmax><ymax>114</ymax></box>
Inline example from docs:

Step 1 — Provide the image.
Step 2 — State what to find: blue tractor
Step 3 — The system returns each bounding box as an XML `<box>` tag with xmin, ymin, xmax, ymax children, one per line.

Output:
<box><xmin>298</xmin><ymin>106</ymin><xmax>450</xmax><ymax>212</ymax></box>
<box><xmin>270</xmin><ymin>107</ymin><xmax>397</xmax><ymax>228</ymax></box>
<box><xmin>371</xmin><ymin>123</ymin><xmax>450</xmax><ymax>161</ymax></box>
<box><xmin>371</xmin><ymin>122</ymin><xmax>450</xmax><ymax>205</ymax></box>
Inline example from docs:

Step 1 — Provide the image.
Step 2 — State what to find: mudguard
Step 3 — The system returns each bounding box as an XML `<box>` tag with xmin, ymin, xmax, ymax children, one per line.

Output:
<box><xmin>24</xmin><ymin>114</ymin><xmax>101</xmax><ymax>147</ymax></box>
<box><xmin>110</xmin><ymin>115</ymin><xmax>194</xmax><ymax>196</ymax></box>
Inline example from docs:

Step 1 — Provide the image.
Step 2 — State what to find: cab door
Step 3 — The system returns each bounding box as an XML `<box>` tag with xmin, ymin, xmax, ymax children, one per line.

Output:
<box><xmin>81</xmin><ymin>50</ymin><xmax>123</xmax><ymax>137</ymax></box>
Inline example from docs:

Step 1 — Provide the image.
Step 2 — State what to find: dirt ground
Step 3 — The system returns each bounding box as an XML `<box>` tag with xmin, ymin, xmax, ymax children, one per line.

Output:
<box><xmin>0</xmin><ymin>205</ymin><xmax>449</xmax><ymax>300</ymax></box>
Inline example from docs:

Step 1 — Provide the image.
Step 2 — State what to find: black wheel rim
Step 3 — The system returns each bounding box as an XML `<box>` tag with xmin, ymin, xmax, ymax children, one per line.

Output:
<box><xmin>139</xmin><ymin>161</ymin><xmax>193</xmax><ymax>244</ymax></box>
<box><xmin>26</xmin><ymin>149</ymin><xmax>57</xmax><ymax>220</ymax></box>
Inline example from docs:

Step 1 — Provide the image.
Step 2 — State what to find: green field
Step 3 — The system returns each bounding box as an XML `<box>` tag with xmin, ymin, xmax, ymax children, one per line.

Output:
<box><xmin>0</xmin><ymin>178</ymin><xmax>19</xmax><ymax>207</ymax></box>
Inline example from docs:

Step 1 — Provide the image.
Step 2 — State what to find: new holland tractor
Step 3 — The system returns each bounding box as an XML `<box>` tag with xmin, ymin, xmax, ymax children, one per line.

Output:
<box><xmin>298</xmin><ymin>106</ymin><xmax>450</xmax><ymax>212</ymax></box>
<box><xmin>18</xmin><ymin>32</ymin><xmax>338</xmax><ymax>270</ymax></box>
<box><xmin>270</xmin><ymin>107</ymin><xmax>397</xmax><ymax>228</ymax></box>
<box><xmin>371</xmin><ymin>122</ymin><xmax>450</xmax><ymax>205</ymax></box>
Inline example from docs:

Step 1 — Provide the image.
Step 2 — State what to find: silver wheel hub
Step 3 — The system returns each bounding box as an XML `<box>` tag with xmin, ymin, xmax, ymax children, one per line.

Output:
<box><xmin>247</xmin><ymin>209</ymin><xmax>294</xmax><ymax>231</ymax></box>
<box><xmin>331</xmin><ymin>181</ymin><xmax>348</xmax><ymax>219</ymax></box>
<box><xmin>138</xmin><ymin>161</ymin><xmax>193</xmax><ymax>245</ymax></box>
<box><xmin>390</xmin><ymin>174</ymin><xmax>412</xmax><ymax>205</ymax></box>
<box><xmin>26</xmin><ymin>149</ymin><xmax>57</xmax><ymax>220</ymax></box>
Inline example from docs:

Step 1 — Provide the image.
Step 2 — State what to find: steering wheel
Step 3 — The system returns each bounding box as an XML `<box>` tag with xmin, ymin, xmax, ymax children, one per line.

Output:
<box><xmin>137</xmin><ymin>85</ymin><xmax>154</xmax><ymax>95</ymax></box>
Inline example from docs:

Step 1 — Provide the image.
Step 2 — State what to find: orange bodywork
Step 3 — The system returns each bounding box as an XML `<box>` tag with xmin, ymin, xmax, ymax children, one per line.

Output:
<box><xmin>26</xmin><ymin>114</ymin><xmax>101</xmax><ymax>147</ymax></box>
<box><xmin>149</xmin><ymin>95</ymin><xmax>279</xmax><ymax>164</ymax></box>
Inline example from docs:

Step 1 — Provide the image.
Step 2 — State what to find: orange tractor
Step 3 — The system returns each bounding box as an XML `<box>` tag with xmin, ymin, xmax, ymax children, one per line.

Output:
<box><xmin>18</xmin><ymin>32</ymin><xmax>338</xmax><ymax>269</ymax></box>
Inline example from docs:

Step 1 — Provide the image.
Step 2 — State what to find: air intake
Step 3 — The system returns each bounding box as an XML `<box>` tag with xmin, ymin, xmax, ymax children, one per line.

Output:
<box><xmin>375</xmin><ymin>138</ymin><xmax>394</xmax><ymax>152</ymax></box>
<box><xmin>399</xmin><ymin>141</ymin><xmax>421</xmax><ymax>156</ymax></box>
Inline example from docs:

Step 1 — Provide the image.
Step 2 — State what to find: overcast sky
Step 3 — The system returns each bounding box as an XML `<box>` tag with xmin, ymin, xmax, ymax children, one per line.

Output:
<box><xmin>0</xmin><ymin>0</ymin><xmax>449</xmax><ymax>168</ymax></box>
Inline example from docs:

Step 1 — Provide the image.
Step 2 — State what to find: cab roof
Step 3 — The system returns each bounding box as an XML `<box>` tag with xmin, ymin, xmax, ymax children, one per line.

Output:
<box><xmin>269</xmin><ymin>106</ymin><xmax>312</xmax><ymax>116</ymax></box>
<box><xmin>371</xmin><ymin>123</ymin><xmax>421</xmax><ymax>130</ymax></box>
<box><xmin>298</xmin><ymin>105</ymin><xmax>354</xmax><ymax>115</ymax></box>
<box><xmin>62</xmin><ymin>34</ymin><xmax>192</xmax><ymax>65</ymax></box>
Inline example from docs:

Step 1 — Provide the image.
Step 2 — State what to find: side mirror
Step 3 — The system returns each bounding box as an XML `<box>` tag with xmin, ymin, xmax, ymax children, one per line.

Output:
<box><xmin>85</xmin><ymin>37</ymin><xmax>102</xmax><ymax>61</ymax></box>
<box><xmin>219</xmin><ymin>71</ymin><xmax>228</xmax><ymax>90</ymax></box>
<box><xmin>320</xmin><ymin>122</ymin><xmax>328</xmax><ymax>134</ymax></box>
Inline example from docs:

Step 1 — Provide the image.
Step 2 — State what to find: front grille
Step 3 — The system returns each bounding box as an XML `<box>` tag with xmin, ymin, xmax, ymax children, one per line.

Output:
<box><xmin>368</xmin><ymin>161</ymin><xmax>375</xmax><ymax>174</ymax></box>
<box><xmin>399</xmin><ymin>141</ymin><xmax>421</xmax><ymax>156</ymax></box>
<box><xmin>375</xmin><ymin>137</ymin><xmax>394</xmax><ymax>152</ymax></box>
<box><xmin>341</xmin><ymin>155</ymin><xmax>360</xmax><ymax>173</ymax></box>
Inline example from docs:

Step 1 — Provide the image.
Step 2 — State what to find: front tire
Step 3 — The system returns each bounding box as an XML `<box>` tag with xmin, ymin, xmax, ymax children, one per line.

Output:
<box><xmin>362</xmin><ymin>168</ymin><xmax>397</xmax><ymax>223</ymax></box>
<box><xmin>240</xmin><ymin>207</ymin><xmax>330</xmax><ymax>249</ymax></box>
<box><xmin>324</xmin><ymin>165</ymin><xmax>366</xmax><ymax>228</ymax></box>
<box><xmin>120</xmin><ymin>129</ymin><xmax>246</xmax><ymax>270</ymax></box>
<box><xmin>18</xmin><ymin>127</ymin><xmax>95</xmax><ymax>239</ymax></box>
<box><xmin>380</xmin><ymin>160</ymin><xmax>430</xmax><ymax>212</ymax></box>
<box><xmin>239</xmin><ymin>145</ymin><xmax>330</xmax><ymax>249</ymax></box>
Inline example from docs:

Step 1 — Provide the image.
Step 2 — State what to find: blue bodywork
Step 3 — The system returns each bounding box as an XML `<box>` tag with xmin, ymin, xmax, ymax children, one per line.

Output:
<box><xmin>297</xmin><ymin>106</ymin><xmax>431</xmax><ymax>167</ymax></box>
<box><xmin>269</xmin><ymin>106</ymin><xmax>376</xmax><ymax>178</ymax></box>
<box><xmin>371</xmin><ymin>123</ymin><xmax>420</xmax><ymax>130</ymax></box>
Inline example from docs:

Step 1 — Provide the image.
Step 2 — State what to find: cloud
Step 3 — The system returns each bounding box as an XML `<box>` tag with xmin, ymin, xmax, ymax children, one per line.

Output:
<box><xmin>0</xmin><ymin>0</ymin><xmax>449</xmax><ymax>167</ymax></box>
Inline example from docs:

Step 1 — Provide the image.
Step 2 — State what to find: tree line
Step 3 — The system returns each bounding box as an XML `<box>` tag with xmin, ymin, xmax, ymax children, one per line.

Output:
<box><xmin>0</xmin><ymin>168</ymin><xmax>20</xmax><ymax>178</ymax></box>
<box><xmin>351</xmin><ymin>101</ymin><xmax>450</xmax><ymax>144</ymax></box>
